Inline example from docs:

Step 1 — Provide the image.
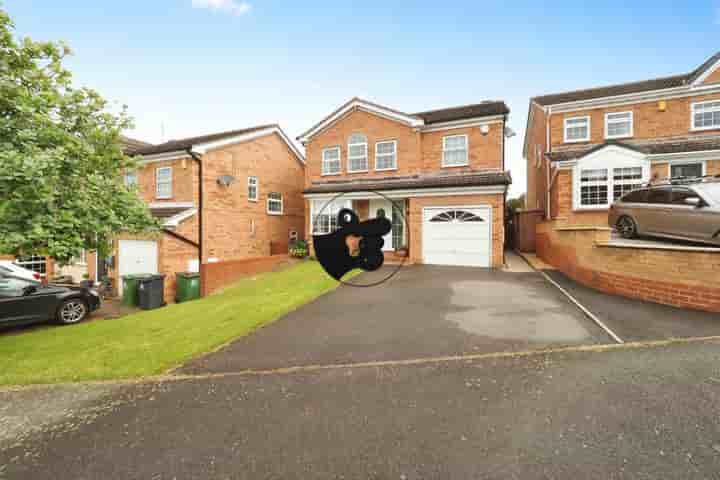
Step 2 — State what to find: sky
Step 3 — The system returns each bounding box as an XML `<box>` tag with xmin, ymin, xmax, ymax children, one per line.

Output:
<box><xmin>5</xmin><ymin>0</ymin><xmax>719</xmax><ymax>197</ymax></box>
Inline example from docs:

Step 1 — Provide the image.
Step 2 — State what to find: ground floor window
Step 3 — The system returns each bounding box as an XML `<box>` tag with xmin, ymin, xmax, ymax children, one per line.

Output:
<box><xmin>15</xmin><ymin>255</ymin><xmax>47</xmax><ymax>276</ymax></box>
<box><xmin>577</xmin><ymin>165</ymin><xmax>645</xmax><ymax>208</ymax></box>
<box><xmin>311</xmin><ymin>199</ymin><xmax>350</xmax><ymax>235</ymax></box>
<box><xmin>670</xmin><ymin>162</ymin><xmax>703</xmax><ymax>179</ymax></box>
<box><xmin>391</xmin><ymin>202</ymin><xmax>405</xmax><ymax>249</ymax></box>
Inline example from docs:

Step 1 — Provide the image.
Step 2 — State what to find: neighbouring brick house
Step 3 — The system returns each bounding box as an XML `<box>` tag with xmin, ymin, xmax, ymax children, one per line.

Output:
<box><xmin>523</xmin><ymin>51</ymin><xmax>720</xmax><ymax>313</ymax></box>
<box><xmin>299</xmin><ymin>97</ymin><xmax>511</xmax><ymax>268</ymax></box>
<box><xmin>109</xmin><ymin>125</ymin><xmax>305</xmax><ymax>301</ymax></box>
<box><xmin>525</xmin><ymin>51</ymin><xmax>720</xmax><ymax>227</ymax></box>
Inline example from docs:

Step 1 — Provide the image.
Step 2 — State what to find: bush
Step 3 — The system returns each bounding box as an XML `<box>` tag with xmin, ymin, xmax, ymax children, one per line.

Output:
<box><xmin>289</xmin><ymin>240</ymin><xmax>308</xmax><ymax>258</ymax></box>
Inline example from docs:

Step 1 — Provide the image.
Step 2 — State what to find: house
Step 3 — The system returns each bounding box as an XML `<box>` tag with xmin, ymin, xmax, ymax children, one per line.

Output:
<box><xmin>299</xmin><ymin>97</ymin><xmax>511</xmax><ymax>268</ymax></box>
<box><xmin>525</xmin><ymin>51</ymin><xmax>720</xmax><ymax>228</ymax></box>
<box><xmin>109</xmin><ymin>125</ymin><xmax>305</xmax><ymax>301</ymax></box>
<box><xmin>521</xmin><ymin>51</ymin><xmax>720</xmax><ymax>313</ymax></box>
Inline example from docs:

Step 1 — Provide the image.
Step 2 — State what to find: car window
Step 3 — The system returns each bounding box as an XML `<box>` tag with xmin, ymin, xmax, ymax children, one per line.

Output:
<box><xmin>671</xmin><ymin>188</ymin><xmax>702</xmax><ymax>206</ymax></box>
<box><xmin>0</xmin><ymin>276</ymin><xmax>34</xmax><ymax>298</ymax></box>
<box><xmin>621</xmin><ymin>189</ymin><xmax>647</xmax><ymax>203</ymax></box>
<box><xmin>646</xmin><ymin>188</ymin><xmax>671</xmax><ymax>204</ymax></box>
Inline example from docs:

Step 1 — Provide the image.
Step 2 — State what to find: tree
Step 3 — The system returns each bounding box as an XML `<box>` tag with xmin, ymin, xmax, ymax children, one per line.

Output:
<box><xmin>0</xmin><ymin>8</ymin><xmax>158</xmax><ymax>263</ymax></box>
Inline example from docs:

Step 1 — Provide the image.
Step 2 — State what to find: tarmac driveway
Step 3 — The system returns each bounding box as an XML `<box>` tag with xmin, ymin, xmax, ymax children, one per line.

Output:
<box><xmin>181</xmin><ymin>264</ymin><xmax>610</xmax><ymax>375</ymax></box>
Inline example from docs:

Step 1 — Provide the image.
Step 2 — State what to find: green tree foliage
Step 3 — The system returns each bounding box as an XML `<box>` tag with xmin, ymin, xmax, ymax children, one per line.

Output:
<box><xmin>0</xmin><ymin>9</ymin><xmax>158</xmax><ymax>263</ymax></box>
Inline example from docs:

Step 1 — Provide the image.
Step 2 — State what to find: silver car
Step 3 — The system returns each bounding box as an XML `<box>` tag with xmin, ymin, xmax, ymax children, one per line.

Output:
<box><xmin>608</xmin><ymin>180</ymin><xmax>720</xmax><ymax>246</ymax></box>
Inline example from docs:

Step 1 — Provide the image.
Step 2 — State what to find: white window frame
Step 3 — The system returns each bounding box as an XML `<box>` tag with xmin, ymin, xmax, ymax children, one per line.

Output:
<box><xmin>572</xmin><ymin>149</ymin><xmax>649</xmax><ymax>211</ymax></box>
<box><xmin>375</xmin><ymin>140</ymin><xmax>398</xmax><ymax>171</ymax></box>
<box><xmin>564</xmin><ymin>116</ymin><xmax>591</xmax><ymax>143</ymax></box>
<box><xmin>691</xmin><ymin>101</ymin><xmax>720</xmax><ymax>131</ymax></box>
<box><xmin>155</xmin><ymin>167</ymin><xmax>173</xmax><ymax>199</ymax></box>
<box><xmin>310</xmin><ymin>199</ymin><xmax>352</xmax><ymax>235</ymax></box>
<box><xmin>604</xmin><ymin>111</ymin><xmax>633</xmax><ymax>139</ymax></box>
<box><xmin>247</xmin><ymin>176</ymin><xmax>258</xmax><ymax>202</ymax></box>
<box><xmin>321</xmin><ymin>146</ymin><xmax>342</xmax><ymax>176</ymax></box>
<box><xmin>441</xmin><ymin>134</ymin><xmax>469</xmax><ymax>168</ymax></box>
<box><xmin>347</xmin><ymin>134</ymin><xmax>368</xmax><ymax>173</ymax></box>
<box><xmin>267</xmin><ymin>192</ymin><xmax>283</xmax><ymax>215</ymax></box>
<box><xmin>124</xmin><ymin>171</ymin><xmax>138</xmax><ymax>188</ymax></box>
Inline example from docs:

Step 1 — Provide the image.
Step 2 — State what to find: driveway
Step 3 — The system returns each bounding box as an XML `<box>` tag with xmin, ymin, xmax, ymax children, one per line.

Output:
<box><xmin>181</xmin><ymin>263</ymin><xmax>610</xmax><ymax>375</ymax></box>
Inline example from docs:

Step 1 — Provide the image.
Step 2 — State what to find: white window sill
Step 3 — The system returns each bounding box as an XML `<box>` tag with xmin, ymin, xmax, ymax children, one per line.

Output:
<box><xmin>248</xmin><ymin>198</ymin><xmax>258</xmax><ymax>202</ymax></box>
<box><xmin>375</xmin><ymin>167</ymin><xmax>398</xmax><ymax>172</ymax></box>
<box><xmin>321</xmin><ymin>172</ymin><xmax>342</xmax><ymax>177</ymax></box>
<box><xmin>267</xmin><ymin>211</ymin><xmax>284</xmax><ymax>216</ymax></box>
<box><xmin>564</xmin><ymin>138</ymin><xmax>590</xmax><ymax>144</ymax></box>
<box><xmin>573</xmin><ymin>205</ymin><xmax>610</xmax><ymax>212</ymax></box>
<box><xmin>347</xmin><ymin>169</ymin><xmax>369</xmax><ymax>174</ymax></box>
<box><xmin>605</xmin><ymin>134</ymin><xmax>633</xmax><ymax>140</ymax></box>
<box><xmin>690</xmin><ymin>126</ymin><xmax>720</xmax><ymax>132</ymax></box>
<box><xmin>155</xmin><ymin>196</ymin><xmax>172</xmax><ymax>200</ymax></box>
<box><xmin>441</xmin><ymin>163</ymin><xmax>469</xmax><ymax>168</ymax></box>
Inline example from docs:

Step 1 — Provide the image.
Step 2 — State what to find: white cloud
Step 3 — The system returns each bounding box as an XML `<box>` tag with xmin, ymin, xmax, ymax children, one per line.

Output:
<box><xmin>191</xmin><ymin>0</ymin><xmax>251</xmax><ymax>16</ymax></box>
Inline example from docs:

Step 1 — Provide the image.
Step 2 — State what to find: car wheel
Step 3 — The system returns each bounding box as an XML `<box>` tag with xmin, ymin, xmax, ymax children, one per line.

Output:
<box><xmin>616</xmin><ymin>216</ymin><xmax>637</xmax><ymax>239</ymax></box>
<box><xmin>56</xmin><ymin>299</ymin><xmax>88</xmax><ymax>325</ymax></box>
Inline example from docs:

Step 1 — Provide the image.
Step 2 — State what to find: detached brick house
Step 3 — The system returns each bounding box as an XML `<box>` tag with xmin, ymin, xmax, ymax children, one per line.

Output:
<box><xmin>299</xmin><ymin>98</ymin><xmax>511</xmax><ymax>268</ymax></box>
<box><xmin>109</xmin><ymin>125</ymin><xmax>305</xmax><ymax>300</ymax></box>
<box><xmin>525</xmin><ymin>51</ymin><xmax>720</xmax><ymax>228</ymax></box>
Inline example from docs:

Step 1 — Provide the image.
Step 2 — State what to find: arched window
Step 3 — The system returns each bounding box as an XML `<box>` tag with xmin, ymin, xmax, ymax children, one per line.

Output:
<box><xmin>429</xmin><ymin>210</ymin><xmax>484</xmax><ymax>223</ymax></box>
<box><xmin>347</xmin><ymin>134</ymin><xmax>368</xmax><ymax>172</ymax></box>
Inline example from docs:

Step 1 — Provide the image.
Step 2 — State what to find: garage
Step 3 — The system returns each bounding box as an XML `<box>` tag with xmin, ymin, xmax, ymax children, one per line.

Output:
<box><xmin>117</xmin><ymin>240</ymin><xmax>158</xmax><ymax>294</ymax></box>
<box><xmin>422</xmin><ymin>206</ymin><xmax>492</xmax><ymax>267</ymax></box>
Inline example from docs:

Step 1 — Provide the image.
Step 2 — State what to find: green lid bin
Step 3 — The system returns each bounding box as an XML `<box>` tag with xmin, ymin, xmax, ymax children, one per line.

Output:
<box><xmin>122</xmin><ymin>274</ymin><xmax>152</xmax><ymax>307</ymax></box>
<box><xmin>176</xmin><ymin>272</ymin><xmax>201</xmax><ymax>303</ymax></box>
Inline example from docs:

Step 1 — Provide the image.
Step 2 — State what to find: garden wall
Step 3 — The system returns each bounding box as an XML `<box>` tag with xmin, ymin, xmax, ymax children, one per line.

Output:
<box><xmin>200</xmin><ymin>255</ymin><xmax>289</xmax><ymax>296</ymax></box>
<box><xmin>536</xmin><ymin>222</ymin><xmax>720</xmax><ymax>313</ymax></box>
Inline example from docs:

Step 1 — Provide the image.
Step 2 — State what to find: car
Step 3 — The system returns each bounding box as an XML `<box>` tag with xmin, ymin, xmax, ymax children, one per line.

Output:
<box><xmin>0</xmin><ymin>260</ymin><xmax>42</xmax><ymax>282</ymax></box>
<box><xmin>608</xmin><ymin>178</ymin><xmax>720</xmax><ymax>246</ymax></box>
<box><xmin>0</xmin><ymin>273</ymin><xmax>101</xmax><ymax>328</ymax></box>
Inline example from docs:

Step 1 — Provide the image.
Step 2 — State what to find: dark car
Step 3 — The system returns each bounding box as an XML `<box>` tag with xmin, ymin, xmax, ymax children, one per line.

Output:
<box><xmin>0</xmin><ymin>274</ymin><xmax>101</xmax><ymax>328</ymax></box>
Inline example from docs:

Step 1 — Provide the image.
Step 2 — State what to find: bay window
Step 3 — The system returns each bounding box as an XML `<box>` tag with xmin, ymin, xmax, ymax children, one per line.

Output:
<box><xmin>576</xmin><ymin>165</ymin><xmax>646</xmax><ymax>209</ymax></box>
<box><xmin>311</xmin><ymin>199</ymin><xmax>351</xmax><ymax>234</ymax></box>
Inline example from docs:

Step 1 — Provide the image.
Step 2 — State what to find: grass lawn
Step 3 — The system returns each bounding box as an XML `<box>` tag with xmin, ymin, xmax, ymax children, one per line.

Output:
<box><xmin>0</xmin><ymin>261</ymin><xmax>346</xmax><ymax>386</ymax></box>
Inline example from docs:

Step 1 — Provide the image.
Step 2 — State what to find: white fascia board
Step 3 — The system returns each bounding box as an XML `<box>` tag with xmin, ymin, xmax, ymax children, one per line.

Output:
<box><xmin>304</xmin><ymin>185</ymin><xmax>507</xmax><ymax>200</ymax></box>
<box><xmin>649</xmin><ymin>150</ymin><xmax>720</xmax><ymax>163</ymax></box>
<box><xmin>298</xmin><ymin>99</ymin><xmax>424</xmax><ymax>144</ymax></box>
<box><xmin>556</xmin><ymin>160</ymin><xmax>577</xmax><ymax>169</ymax></box>
<box><xmin>149</xmin><ymin>202</ymin><xmax>195</xmax><ymax>209</ymax></box>
<box><xmin>139</xmin><ymin>151</ymin><xmax>190</xmax><ymax>164</ymax></box>
<box><xmin>692</xmin><ymin>58</ymin><xmax>720</xmax><ymax>86</ymax></box>
<box><xmin>548</xmin><ymin>83</ymin><xmax>720</xmax><ymax>114</ymax></box>
<box><xmin>419</xmin><ymin>116</ymin><xmax>504</xmax><ymax>133</ymax></box>
<box><xmin>163</xmin><ymin>208</ymin><xmax>198</xmax><ymax>227</ymax></box>
<box><xmin>191</xmin><ymin>127</ymin><xmax>306</xmax><ymax>164</ymax></box>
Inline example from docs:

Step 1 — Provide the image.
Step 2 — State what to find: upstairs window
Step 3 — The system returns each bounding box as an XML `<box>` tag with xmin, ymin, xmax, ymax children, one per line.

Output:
<box><xmin>692</xmin><ymin>101</ymin><xmax>720</xmax><ymax>130</ymax></box>
<box><xmin>156</xmin><ymin>167</ymin><xmax>172</xmax><ymax>199</ymax></box>
<box><xmin>564</xmin><ymin>116</ymin><xmax>590</xmax><ymax>143</ymax></box>
<box><xmin>375</xmin><ymin>140</ymin><xmax>397</xmax><ymax>170</ymax></box>
<box><xmin>248</xmin><ymin>176</ymin><xmax>258</xmax><ymax>201</ymax></box>
<box><xmin>267</xmin><ymin>192</ymin><xmax>283</xmax><ymax>215</ymax></box>
<box><xmin>605</xmin><ymin>112</ymin><xmax>633</xmax><ymax>139</ymax></box>
<box><xmin>442</xmin><ymin>134</ymin><xmax>468</xmax><ymax>167</ymax></box>
<box><xmin>347</xmin><ymin>134</ymin><xmax>368</xmax><ymax>172</ymax></box>
<box><xmin>322</xmin><ymin>147</ymin><xmax>341</xmax><ymax>175</ymax></box>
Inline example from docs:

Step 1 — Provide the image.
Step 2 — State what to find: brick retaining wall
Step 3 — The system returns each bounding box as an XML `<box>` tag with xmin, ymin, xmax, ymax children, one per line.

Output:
<box><xmin>536</xmin><ymin>222</ymin><xmax>720</xmax><ymax>313</ymax></box>
<box><xmin>200</xmin><ymin>255</ymin><xmax>289</xmax><ymax>296</ymax></box>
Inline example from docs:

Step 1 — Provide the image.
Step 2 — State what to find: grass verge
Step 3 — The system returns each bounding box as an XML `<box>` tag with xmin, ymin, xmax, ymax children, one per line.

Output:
<box><xmin>0</xmin><ymin>261</ymin><xmax>343</xmax><ymax>386</ymax></box>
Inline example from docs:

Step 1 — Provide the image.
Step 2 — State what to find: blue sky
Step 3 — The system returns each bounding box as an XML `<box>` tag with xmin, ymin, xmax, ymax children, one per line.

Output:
<box><xmin>5</xmin><ymin>0</ymin><xmax>719</xmax><ymax>196</ymax></box>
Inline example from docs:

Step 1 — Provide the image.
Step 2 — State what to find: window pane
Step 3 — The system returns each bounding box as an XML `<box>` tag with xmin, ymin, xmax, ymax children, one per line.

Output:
<box><xmin>443</xmin><ymin>149</ymin><xmax>467</xmax><ymax>166</ymax></box>
<box><xmin>581</xmin><ymin>185</ymin><xmax>608</xmax><ymax>205</ymax></box>
<box><xmin>614</xmin><ymin>183</ymin><xmax>642</xmax><ymax>200</ymax></box>
<box><xmin>671</xmin><ymin>163</ymin><xmax>703</xmax><ymax>179</ymax></box>
<box><xmin>348</xmin><ymin>144</ymin><xmax>365</xmax><ymax>157</ymax></box>
<box><xmin>607</xmin><ymin>122</ymin><xmax>630</xmax><ymax>137</ymax></box>
<box><xmin>613</xmin><ymin>167</ymin><xmax>642</xmax><ymax>181</ymax></box>
<box><xmin>581</xmin><ymin>169</ymin><xmax>608</xmax><ymax>182</ymax></box>
<box><xmin>377</xmin><ymin>142</ymin><xmax>395</xmax><ymax>154</ymax></box>
<box><xmin>322</xmin><ymin>148</ymin><xmax>341</xmax><ymax>174</ymax></box>
<box><xmin>348</xmin><ymin>134</ymin><xmax>366</xmax><ymax>145</ymax></box>
<box><xmin>444</xmin><ymin>136</ymin><xmax>466</xmax><ymax>149</ymax></box>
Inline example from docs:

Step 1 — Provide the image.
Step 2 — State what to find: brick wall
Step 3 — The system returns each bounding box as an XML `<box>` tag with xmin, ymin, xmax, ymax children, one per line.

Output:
<box><xmin>408</xmin><ymin>194</ymin><xmax>505</xmax><ymax>268</ymax></box>
<box><xmin>548</xmin><ymin>92</ymin><xmax>720</xmax><ymax>148</ymax></box>
<box><xmin>525</xmin><ymin>103</ymin><xmax>548</xmax><ymax>211</ymax></box>
<box><xmin>703</xmin><ymin>68</ymin><xmax>720</xmax><ymax>85</ymax></box>
<box><xmin>200</xmin><ymin>255</ymin><xmax>289</xmax><ymax>296</ymax></box>
<box><xmin>536</xmin><ymin>221</ymin><xmax>720</xmax><ymax>312</ymax></box>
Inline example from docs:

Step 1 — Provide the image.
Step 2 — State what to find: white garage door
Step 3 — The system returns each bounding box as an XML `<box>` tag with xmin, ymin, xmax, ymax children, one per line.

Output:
<box><xmin>118</xmin><ymin>240</ymin><xmax>158</xmax><ymax>294</ymax></box>
<box><xmin>422</xmin><ymin>206</ymin><xmax>492</xmax><ymax>267</ymax></box>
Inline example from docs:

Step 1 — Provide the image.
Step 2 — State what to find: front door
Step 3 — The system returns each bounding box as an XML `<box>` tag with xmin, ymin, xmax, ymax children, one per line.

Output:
<box><xmin>368</xmin><ymin>199</ymin><xmax>404</xmax><ymax>251</ymax></box>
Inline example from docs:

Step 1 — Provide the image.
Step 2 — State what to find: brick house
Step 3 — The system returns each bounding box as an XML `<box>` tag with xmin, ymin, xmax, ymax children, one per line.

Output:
<box><xmin>299</xmin><ymin>98</ymin><xmax>511</xmax><ymax>268</ymax></box>
<box><xmin>109</xmin><ymin>125</ymin><xmax>305</xmax><ymax>301</ymax></box>
<box><xmin>525</xmin><ymin>51</ymin><xmax>720</xmax><ymax>228</ymax></box>
<box><xmin>522</xmin><ymin>51</ymin><xmax>720</xmax><ymax>313</ymax></box>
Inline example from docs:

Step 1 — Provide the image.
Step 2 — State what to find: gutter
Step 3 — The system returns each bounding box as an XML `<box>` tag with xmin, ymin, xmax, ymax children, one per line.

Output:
<box><xmin>186</xmin><ymin>149</ymin><xmax>204</xmax><ymax>265</ymax></box>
